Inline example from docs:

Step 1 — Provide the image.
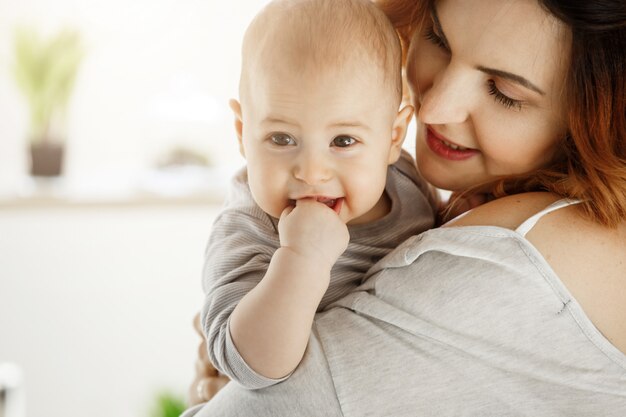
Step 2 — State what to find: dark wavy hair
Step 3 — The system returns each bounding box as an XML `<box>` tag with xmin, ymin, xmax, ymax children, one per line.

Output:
<box><xmin>377</xmin><ymin>0</ymin><xmax>626</xmax><ymax>227</ymax></box>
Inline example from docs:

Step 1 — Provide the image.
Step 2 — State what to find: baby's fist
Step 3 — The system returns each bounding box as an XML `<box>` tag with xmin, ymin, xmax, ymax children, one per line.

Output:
<box><xmin>278</xmin><ymin>198</ymin><xmax>349</xmax><ymax>267</ymax></box>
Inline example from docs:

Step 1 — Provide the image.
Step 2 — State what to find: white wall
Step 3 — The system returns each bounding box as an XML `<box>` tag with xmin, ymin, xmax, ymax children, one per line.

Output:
<box><xmin>0</xmin><ymin>0</ymin><xmax>272</xmax><ymax>191</ymax></box>
<box><xmin>0</xmin><ymin>205</ymin><xmax>222</xmax><ymax>417</ymax></box>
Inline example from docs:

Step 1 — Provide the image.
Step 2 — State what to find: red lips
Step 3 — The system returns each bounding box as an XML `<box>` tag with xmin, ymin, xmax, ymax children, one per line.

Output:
<box><xmin>425</xmin><ymin>127</ymin><xmax>479</xmax><ymax>161</ymax></box>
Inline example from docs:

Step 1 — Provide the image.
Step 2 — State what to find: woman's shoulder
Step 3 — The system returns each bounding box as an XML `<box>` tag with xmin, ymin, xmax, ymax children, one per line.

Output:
<box><xmin>445</xmin><ymin>192</ymin><xmax>562</xmax><ymax>230</ymax></box>
<box><xmin>445</xmin><ymin>191</ymin><xmax>624</xmax><ymax>246</ymax></box>
<box><xmin>446</xmin><ymin>191</ymin><xmax>625</xmax><ymax>286</ymax></box>
<box><xmin>525</xmin><ymin>195</ymin><xmax>626</xmax><ymax>355</ymax></box>
<box><xmin>449</xmin><ymin>191</ymin><xmax>626</xmax><ymax>355</ymax></box>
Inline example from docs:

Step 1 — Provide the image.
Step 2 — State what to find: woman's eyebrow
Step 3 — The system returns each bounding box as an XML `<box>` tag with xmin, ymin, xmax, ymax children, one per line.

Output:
<box><xmin>477</xmin><ymin>67</ymin><xmax>546</xmax><ymax>95</ymax></box>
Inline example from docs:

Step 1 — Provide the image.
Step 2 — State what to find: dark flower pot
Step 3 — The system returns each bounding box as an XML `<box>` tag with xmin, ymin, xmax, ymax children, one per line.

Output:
<box><xmin>29</xmin><ymin>142</ymin><xmax>64</xmax><ymax>177</ymax></box>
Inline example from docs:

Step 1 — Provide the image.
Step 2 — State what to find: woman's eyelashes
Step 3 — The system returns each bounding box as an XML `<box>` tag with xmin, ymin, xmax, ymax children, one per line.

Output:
<box><xmin>424</xmin><ymin>26</ymin><xmax>448</xmax><ymax>52</ymax></box>
<box><xmin>487</xmin><ymin>80</ymin><xmax>523</xmax><ymax>111</ymax></box>
<box><xmin>268</xmin><ymin>133</ymin><xmax>358</xmax><ymax>148</ymax></box>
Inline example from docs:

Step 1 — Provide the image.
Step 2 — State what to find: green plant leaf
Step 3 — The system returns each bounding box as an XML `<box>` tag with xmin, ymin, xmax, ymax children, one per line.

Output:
<box><xmin>12</xmin><ymin>27</ymin><xmax>84</xmax><ymax>143</ymax></box>
<box><xmin>149</xmin><ymin>391</ymin><xmax>187</xmax><ymax>417</ymax></box>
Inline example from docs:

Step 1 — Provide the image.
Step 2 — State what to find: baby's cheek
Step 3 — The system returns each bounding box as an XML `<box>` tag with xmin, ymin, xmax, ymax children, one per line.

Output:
<box><xmin>248</xmin><ymin>178</ymin><xmax>282</xmax><ymax>218</ymax></box>
<box><xmin>265</xmin><ymin>191</ymin><xmax>291</xmax><ymax>219</ymax></box>
<box><xmin>348</xmin><ymin>170</ymin><xmax>387</xmax><ymax>208</ymax></box>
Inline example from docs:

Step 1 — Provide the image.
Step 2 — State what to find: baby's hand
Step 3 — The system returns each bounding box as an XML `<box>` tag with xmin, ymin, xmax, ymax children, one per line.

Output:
<box><xmin>278</xmin><ymin>198</ymin><xmax>349</xmax><ymax>268</ymax></box>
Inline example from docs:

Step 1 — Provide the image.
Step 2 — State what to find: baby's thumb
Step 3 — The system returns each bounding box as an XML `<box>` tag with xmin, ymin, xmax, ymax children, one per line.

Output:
<box><xmin>279</xmin><ymin>205</ymin><xmax>295</xmax><ymax>221</ymax></box>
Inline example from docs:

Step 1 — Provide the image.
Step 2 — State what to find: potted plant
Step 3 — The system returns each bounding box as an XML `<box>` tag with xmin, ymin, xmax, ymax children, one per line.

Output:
<box><xmin>13</xmin><ymin>28</ymin><xmax>84</xmax><ymax>177</ymax></box>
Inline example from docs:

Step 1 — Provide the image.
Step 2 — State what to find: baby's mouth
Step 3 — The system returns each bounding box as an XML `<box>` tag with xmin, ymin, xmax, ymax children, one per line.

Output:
<box><xmin>318</xmin><ymin>197</ymin><xmax>344</xmax><ymax>214</ymax></box>
<box><xmin>289</xmin><ymin>197</ymin><xmax>344</xmax><ymax>214</ymax></box>
<box><xmin>315</xmin><ymin>197</ymin><xmax>337</xmax><ymax>208</ymax></box>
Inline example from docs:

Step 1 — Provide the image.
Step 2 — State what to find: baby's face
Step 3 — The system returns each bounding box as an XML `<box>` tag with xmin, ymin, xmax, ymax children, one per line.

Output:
<box><xmin>236</xmin><ymin>63</ymin><xmax>407</xmax><ymax>225</ymax></box>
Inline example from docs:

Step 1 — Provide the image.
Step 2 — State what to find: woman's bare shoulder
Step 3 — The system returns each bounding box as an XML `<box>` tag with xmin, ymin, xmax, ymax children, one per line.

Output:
<box><xmin>526</xmin><ymin>199</ymin><xmax>626</xmax><ymax>355</ymax></box>
<box><xmin>446</xmin><ymin>191</ymin><xmax>625</xmax><ymax>285</ymax></box>
<box><xmin>445</xmin><ymin>192</ymin><xmax>561</xmax><ymax>230</ymax></box>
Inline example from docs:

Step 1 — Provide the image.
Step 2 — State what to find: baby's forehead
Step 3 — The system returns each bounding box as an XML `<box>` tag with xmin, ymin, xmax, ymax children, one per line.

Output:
<box><xmin>252</xmin><ymin>58</ymin><xmax>389</xmax><ymax>100</ymax></box>
<box><xmin>241</xmin><ymin>64</ymin><xmax>398</xmax><ymax>134</ymax></box>
<box><xmin>240</xmin><ymin>0</ymin><xmax>402</xmax><ymax>101</ymax></box>
<box><xmin>244</xmin><ymin>8</ymin><xmax>384</xmax><ymax>69</ymax></box>
<box><xmin>241</xmin><ymin>45</ymin><xmax>399</xmax><ymax>118</ymax></box>
<box><xmin>244</xmin><ymin>40</ymin><xmax>385</xmax><ymax>84</ymax></box>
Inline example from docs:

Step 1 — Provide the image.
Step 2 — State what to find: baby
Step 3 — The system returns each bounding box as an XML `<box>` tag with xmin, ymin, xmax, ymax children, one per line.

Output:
<box><xmin>201</xmin><ymin>0</ymin><xmax>437</xmax><ymax>390</ymax></box>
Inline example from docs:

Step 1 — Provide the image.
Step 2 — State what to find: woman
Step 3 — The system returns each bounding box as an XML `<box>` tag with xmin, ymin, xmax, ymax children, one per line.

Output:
<box><xmin>185</xmin><ymin>0</ymin><xmax>626</xmax><ymax>414</ymax></box>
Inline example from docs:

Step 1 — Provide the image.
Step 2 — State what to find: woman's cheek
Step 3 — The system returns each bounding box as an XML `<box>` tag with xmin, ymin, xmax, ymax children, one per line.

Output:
<box><xmin>477</xmin><ymin>123</ymin><xmax>554</xmax><ymax>176</ymax></box>
<box><xmin>408</xmin><ymin>40</ymin><xmax>449</xmax><ymax>96</ymax></box>
<box><xmin>405</xmin><ymin>45</ymin><xmax>423</xmax><ymax>101</ymax></box>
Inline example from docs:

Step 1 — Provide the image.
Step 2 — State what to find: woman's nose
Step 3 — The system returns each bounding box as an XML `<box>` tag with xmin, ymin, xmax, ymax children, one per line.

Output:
<box><xmin>418</xmin><ymin>63</ymin><xmax>472</xmax><ymax>125</ymax></box>
<box><xmin>293</xmin><ymin>151</ymin><xmax>332</xmax><ymax>185</ymax></box>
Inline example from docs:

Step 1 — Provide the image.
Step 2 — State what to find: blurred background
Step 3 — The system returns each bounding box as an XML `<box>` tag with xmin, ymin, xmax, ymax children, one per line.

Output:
<box><xmin>0</xmin><ymin>0</ymin><xmax>273</xmax><ymax>416</ymax></box>
<box><xmin>0</xmin><ymin>0</ymin><xmax>420</xmax><ymax>416</ymax></box>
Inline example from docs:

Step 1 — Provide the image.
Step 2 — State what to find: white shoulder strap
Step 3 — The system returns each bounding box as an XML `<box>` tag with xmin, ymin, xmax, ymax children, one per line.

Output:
<box><xmin>516</xmin><ymin>198</ymin><xmax>581</xmax><ymax>237</ymax></box>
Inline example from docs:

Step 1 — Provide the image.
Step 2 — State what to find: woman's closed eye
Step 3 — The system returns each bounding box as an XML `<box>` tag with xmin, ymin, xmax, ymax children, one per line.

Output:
<box><xmin>424</xmin><ymin>26</ymin><xmax>449</xmax><ymax>52</ymax></box>
<box><xmin>331</xmin><ymin>135</ymin><xmax>357</xmax><ymax>148</ymax></box>
<box><xmin>269</xmin><ymin>132</ymin><xmax>296</xmax><ymax>146</ymax></box>
<box><xmin>487</xmin><ymin>80</ymin><xmax>524</xmax><ymax>111</ymax></box>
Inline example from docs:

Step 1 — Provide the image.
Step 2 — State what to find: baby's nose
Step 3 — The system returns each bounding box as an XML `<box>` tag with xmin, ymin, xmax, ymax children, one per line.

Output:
<box><xmin>293</xmin><ymin>153</ymin><xmax>332</xmax><ymax>185</ymax></box>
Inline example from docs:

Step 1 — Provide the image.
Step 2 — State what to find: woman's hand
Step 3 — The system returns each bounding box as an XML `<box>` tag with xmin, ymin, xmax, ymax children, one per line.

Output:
<box><xmin>188</xmin><ymin>313</ymin><xmax>230</xmax><ymax>406</ymax></box>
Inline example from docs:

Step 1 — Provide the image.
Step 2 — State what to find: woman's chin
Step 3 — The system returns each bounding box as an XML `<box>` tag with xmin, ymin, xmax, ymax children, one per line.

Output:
<box><xmin>417</xmin><ymin>167</ymin><xmax>471</xmax><ymax>192</ymax></box>
<box><xmin>415</xmin><ymin>155</ymin><xmax>487</xmax><ymax>192</ymax></box>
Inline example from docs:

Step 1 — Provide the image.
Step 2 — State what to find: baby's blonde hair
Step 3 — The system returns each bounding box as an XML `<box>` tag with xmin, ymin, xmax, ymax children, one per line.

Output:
<box><xmin>239</xmin><ymin>0</ymin><xmax>402</xmax><ymax>106</ymax></box>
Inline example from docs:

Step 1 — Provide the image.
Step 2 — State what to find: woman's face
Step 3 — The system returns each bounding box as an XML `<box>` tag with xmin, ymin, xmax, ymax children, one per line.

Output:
<box><xmin>406</xmin><ymin>0</ymin><xmax>571</xmax><ymax>191</ymax></box>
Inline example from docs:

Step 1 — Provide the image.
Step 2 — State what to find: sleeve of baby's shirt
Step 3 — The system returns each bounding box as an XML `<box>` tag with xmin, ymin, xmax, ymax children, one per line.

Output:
<box><xmin>200</xmin><ymin>175</ymin><xmax>290</xmax><ymax>389</ymax></box>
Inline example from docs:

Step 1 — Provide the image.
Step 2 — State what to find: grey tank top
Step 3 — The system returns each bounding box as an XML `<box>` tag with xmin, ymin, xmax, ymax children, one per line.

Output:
<box><xmin>316</xmin><ymin>198</ymin><xmax>626</xmax><ymax>416</ymax></box>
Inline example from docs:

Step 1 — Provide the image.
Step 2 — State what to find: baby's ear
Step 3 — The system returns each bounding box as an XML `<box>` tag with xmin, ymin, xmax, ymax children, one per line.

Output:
<box><xmin>388</xmin><ymin>105</ymin><xmax>414</xmax><ymax>164</ymax></box>
<box><xmin>229</xmin><ymin>99</ymin><xmax>245</xmax><ymax>158</ymax></box>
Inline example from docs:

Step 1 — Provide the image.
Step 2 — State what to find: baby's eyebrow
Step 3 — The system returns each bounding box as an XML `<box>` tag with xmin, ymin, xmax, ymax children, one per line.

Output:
<box><xmin>261</xmin><ymin>116</ymin><xmax>298</xmax><ymax>126</ymax></box>
<box><xmin>261</xmin><ymin>116</ymin><xmax>371</xmax><ymax>131</ymax></box>
<box><xmin>328</xmin><ymin>121</ymin><xmax>371</xmax><ymax>131</ymax></box>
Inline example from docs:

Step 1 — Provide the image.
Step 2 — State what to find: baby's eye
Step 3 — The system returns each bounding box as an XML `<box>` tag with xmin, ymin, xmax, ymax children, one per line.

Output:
<box><xmin>332</xmin><ymin>135</ymin><xmax>356</xmax><ymax>148</ymax></box>
<box><xmin>270</xmin><ymin>133</ymin><xmax>296</xmax><ymax>146</ymax></box>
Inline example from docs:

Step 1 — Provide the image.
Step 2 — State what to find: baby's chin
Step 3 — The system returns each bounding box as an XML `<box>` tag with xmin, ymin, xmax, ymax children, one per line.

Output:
<box><xmin>253</xmin><ymin>201</ymin><xmax>283</xmax><ymax>219</ymax></box>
